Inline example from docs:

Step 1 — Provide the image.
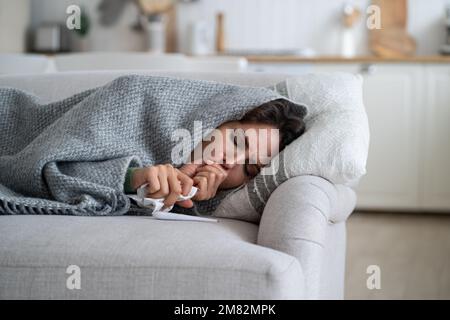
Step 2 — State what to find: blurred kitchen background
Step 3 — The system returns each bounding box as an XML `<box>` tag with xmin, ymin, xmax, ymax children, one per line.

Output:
<box><xmin>1</xmin><ymin>0</ymin><xmax>450</xmax><ymax>299</ymax></box>
<box><xmin>1</xmin><ymin>0</ymin><xmax>450</xmax><ymax>56</ymax></box>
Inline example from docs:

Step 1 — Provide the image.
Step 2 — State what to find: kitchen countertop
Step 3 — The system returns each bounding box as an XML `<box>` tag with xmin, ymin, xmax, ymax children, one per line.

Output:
<box><xmin>237</xmin><ymin>55</ymin><xmax>450</xmax><ymax>64</ymax></box>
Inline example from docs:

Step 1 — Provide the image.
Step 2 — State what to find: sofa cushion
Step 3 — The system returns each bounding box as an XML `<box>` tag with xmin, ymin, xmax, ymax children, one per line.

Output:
<box><xmin>0</xmin><ymin>215</ymin><xmax>304</xmax><ymax>299</ymax></box>
<box><xmin>280</xmin><ymin>73</ymin><xmax>369</xmax><ymax>185</ymax></box>
<box><xmin>0</xmin><ymin>70</ymin><xmax>289</xmax><ymax>104</ymax></box>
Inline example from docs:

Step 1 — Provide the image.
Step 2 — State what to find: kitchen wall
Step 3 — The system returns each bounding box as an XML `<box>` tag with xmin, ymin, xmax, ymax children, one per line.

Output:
<box><xmin>176</xmin><ymin>0</ymin><xmax>450</xmax><ymax>55</ymax></box>
<box><xmin>0</xmin><ymin>0</ymin><xmax>29</xmax><ymax>52</ymax></box>
<box><xmin>29</xmin><ymin>0</ymin><xmax>147</xmax><ymax>52</ymax></box>
<box><xmin>4</xmin><ymin>0</ymin><xmax>450</xmax><ymax>55</ymax></box>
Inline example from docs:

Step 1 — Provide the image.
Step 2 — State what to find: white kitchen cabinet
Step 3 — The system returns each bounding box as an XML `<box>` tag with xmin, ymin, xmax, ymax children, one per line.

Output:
<box><xmin>247</xmin><ymin>62</ymin><xmax>313</xmax><ymax>75</ymax></box>
<box><xmin>310</xmin><ymin>63</ymin><xmax>450</xmax><ymax>212</ymax></box>
<box><xmin>355</xmin><ymin>65</ymin><xmax>424</xmax><ymax>210</ymax></box>
<box><xmin>310</xmin><ymin>63</ymin><xmax>360</xmax><ymax>74</ymax></box>
<box><xmin>248</xmin><ymin>62</ymin><xmax>360</xmax><ymax>75</ymax></box>
<box><xmin>422</xmin><ymin>65</ymin><xmax>450</xmax><ymax>211</ymax></box>
<box><xmin>250</xmin><ymin>61</ymin><xmax>450</xmax><ymax>212</ymax></box>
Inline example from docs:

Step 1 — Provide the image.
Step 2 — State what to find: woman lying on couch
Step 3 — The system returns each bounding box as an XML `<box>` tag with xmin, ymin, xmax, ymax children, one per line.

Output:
<box><xmin>0</xmin><ymin>75</ymin><xmax>308</xmax><ymax>216</ymax></box>
<box><xmin>124</xmin><ymin>98</ymin><xmax>306</xmax><ymax>211</ymax></box>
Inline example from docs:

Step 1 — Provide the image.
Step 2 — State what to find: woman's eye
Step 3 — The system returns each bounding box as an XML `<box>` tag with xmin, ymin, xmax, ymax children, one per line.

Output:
<box><xmin>250</xmin><ymin>164</ymin><xmax>260</xmax><ymax>176</ymax></box>
<box><xmin>243</xmin><ymin>164</ymin><xmax>260</xmax><ymax>177</ymax></box>
<box><xmin>232</xmin><ymin>135</ymin><xmax>240</xmax><ymax>148</ymax></box>
<box><xmin>243</xmin><ymin>164</ymin><xmax>251</xmax><ymax>177</ymax></box>
<box><xmin>231</xmin><ymin>132</ymin><xmax>247</xmax><ymax>150</ymax></box>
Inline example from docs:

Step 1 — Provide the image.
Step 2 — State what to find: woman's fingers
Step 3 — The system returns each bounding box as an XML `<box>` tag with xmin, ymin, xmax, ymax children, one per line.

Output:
<box><xmin>178</xmin><ymin>163</ymin><xmax>201</xmax><ymax>178</ymax></box>
<box><xmin>156</xmin><ymin>166</ymin><xmax>170</xmax><ymax>197</ymax></box>
<box><xmin>136</xmin><ymin>164</ymin><xmax>196</xmax><ymax>208</ymax></box>
<box><xmin>198</xmin><ymin>171</ymin><xmax>216</xmax><ymax>199</ymax></box>
<box><xmin>192</xmin><ymin>165</ymin><xmax>229</xmax><ymax>201</ymax></box>
<box><xmin>144</xmin><ymin>166</ymin><xmax>160</xmax><ymax>194</ymax></box>
<box><xmin>196</xmin><ymin>163</ymin><xmax>227</xmax><ymax>179</ymax></box>
<box><xmin>145</xmin><ymin>165</ymin><xmax>169</xmax><ymax>198</ymax></box>
<box><xmin>210</xmin><ymin>165</ymin><xmax>227</xmax><ymax>192</ymax></box>
<box><xmin>176</xmin><ymin>199</ymin><xmax>194</xmax><ymax>208</ymax></box>
<box><xmin>192</xmin><ymin>175</ymin><xmax>208</xmax><ymax>201</ymax></box>
<box><xmin>177</xmin><ymin>170</ymin><xmax>194</xmax><ymax>196</ymax></box>
<box><xmin>161</xmin><ymin>165</ymin><xmax>182</xmax><ymax>208</ymax></box>
<box><xmin>195</xmin><ymin>164</ymin><xmax>228</xmax><ymax>197</ymax></box>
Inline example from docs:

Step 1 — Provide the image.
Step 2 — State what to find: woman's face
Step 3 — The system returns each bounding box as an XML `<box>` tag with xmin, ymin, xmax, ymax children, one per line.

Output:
<box><xmin>190</xmin><ymin>121</ymin><xmax>280</xmax><ymax>189</ymax></box>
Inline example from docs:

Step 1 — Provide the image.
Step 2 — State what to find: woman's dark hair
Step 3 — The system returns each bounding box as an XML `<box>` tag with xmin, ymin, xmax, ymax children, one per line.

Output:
<box><xmin>240</xmin><ymin>98</ymin><xmax>307</xmax><ymax>150</ymax></box>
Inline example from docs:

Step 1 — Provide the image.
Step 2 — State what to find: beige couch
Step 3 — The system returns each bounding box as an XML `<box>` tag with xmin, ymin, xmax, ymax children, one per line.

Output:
<box><xmin>0</xmin><ymin>71</ymin><xmax>357</xmax><ymax>299</ymax></box>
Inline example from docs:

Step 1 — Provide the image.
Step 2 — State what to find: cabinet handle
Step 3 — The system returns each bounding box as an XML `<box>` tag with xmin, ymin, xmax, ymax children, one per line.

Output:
<box><xmin>360</xmin><ymin>64</ymin><xmax>377</xmax><ymax>75</ymax></box>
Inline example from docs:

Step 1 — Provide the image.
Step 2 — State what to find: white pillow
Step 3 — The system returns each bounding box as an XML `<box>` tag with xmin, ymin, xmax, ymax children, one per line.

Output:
<box><xmin>212</xmin><ymin>72</ymin><xmax>370</xmax><ymax>223</ymax></box>
<box><xmin>278</xmin><ymin>72</ymin><xmax>369</xmax><ymax>185</ymax></box>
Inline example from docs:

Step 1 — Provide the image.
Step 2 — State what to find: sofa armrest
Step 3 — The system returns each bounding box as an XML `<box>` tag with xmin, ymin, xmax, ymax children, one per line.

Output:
<box><xmin>256</xmin><ymin>175</ymin><xmax>356</xmax><ymax>299</ymax></box>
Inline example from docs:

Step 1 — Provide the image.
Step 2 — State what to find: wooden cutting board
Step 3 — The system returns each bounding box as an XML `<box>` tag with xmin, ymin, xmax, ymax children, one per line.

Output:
<box><xmin>370</xmin><ymin>0</ymin><xmax>416</xmax><ymax>57</ymax></box>
<box><xmin>373</xmin><ymin>0</ymin><xmax>407</xmax><ymax>28</ymax></box>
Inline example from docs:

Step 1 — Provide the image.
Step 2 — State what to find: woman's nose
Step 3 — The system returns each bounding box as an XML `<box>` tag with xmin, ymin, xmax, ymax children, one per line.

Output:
<box><xmin>205</xmin><ymin>143</ymin><xmax>248</xmax><ymax>167</ymax></box>
<box><xmin>233</xmin><ymin>150</ymin><xmax>247</xmax><ymax>165</ymax></box>
<box><xmin>224</xmin><ymin>147</ymin><xmax>247</xmax><ymax>166</ymax></box>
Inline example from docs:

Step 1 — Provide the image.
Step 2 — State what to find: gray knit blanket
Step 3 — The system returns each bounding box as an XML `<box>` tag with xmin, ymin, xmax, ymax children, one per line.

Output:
<box><xmin>0</xmin><ymin>75</ymin><xmax>286</xmax><ymax>216</ymax></box>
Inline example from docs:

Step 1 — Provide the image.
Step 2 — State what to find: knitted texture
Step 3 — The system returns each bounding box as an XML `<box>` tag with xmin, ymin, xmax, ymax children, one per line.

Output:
<box><xmin>0</xmin><ymin>75</ymin><xmax>290</xmax><ymax>216</ymax></box>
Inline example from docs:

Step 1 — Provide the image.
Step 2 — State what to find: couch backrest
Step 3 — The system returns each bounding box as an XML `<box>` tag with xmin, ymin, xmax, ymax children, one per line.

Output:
<box><xmin>0</xmin><ymin>54</ymin><xmax>54</xmax><ymax>75</ymax></box>
<box><xmin>0</xmin><ymin>71</ymin><xmax>288</xmax><ymax>103</ymax></box>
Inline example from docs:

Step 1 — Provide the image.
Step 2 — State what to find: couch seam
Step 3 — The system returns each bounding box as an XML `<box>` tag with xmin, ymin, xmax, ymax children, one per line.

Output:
<box><xmin>266</xmin><ymin>257</ymin><xmax>304</xmax><ymax>282</ymax></box>
<box><xmin>0</xmin><ymin>263</ymin><xmax>298</xmax><ymax>280</ymax></box>
<box><xmin>288</xmin><ymin>236</ymin><xmax>324</xmax><ymax>248</ymax></box>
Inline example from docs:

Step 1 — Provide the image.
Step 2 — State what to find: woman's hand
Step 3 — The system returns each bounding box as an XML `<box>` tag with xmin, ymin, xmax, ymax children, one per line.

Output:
<box><xmin>131</xmin><ymin>164</ymin><xmax>194</xmax><ymax>209</ymax></box>
<box><xmin>192</xmin><ymin>164</ymin><xmax>229</xmax><ymax>201</ymax></box>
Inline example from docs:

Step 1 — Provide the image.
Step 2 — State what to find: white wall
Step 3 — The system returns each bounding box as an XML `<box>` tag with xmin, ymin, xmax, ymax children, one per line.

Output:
<box><xmin>0</xmin><ymin>0</ymin><xmax>30</xmax><ymax>52</ymax></box>
<box><xmin>29</xmin><ymin>0</ymin><xmax>146</xmax><ymax>52</ymax></box>
<box><xmin>176</xmin><ymin>0</ymin><xmax>450</xmax><ymax>55</ymax></box>
<box><xmin>409</xmin><ymin>0</ymin><xmax>449</xmax><ymax>54</ymax></box>
<box><xmin>5</xmin><ymin>0</ymin><xmax>450</xmax><ymax>55</ymax></box>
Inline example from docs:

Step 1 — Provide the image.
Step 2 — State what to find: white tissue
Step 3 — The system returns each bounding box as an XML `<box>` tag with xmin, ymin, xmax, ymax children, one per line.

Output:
<box><xmin>129</xmin><ymin>183</ymin><xmax>197</xmax><ymax>212</ymax></box>
<box><xmin>127</xmin><ymin>184</ymin><xmax>218</xmax><ymax>222</ymax></box>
